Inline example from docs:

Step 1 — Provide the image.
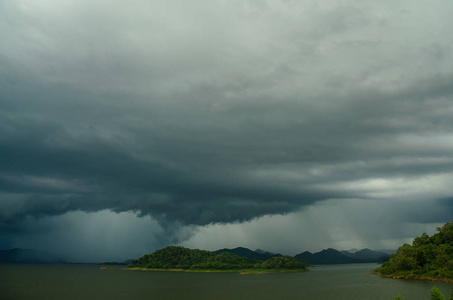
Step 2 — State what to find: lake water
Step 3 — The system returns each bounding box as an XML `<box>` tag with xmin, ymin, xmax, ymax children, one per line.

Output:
<box><xmin>0</xmin><ymin>263</ymin><xmax>452</xmax><ymax>299</ymax></box>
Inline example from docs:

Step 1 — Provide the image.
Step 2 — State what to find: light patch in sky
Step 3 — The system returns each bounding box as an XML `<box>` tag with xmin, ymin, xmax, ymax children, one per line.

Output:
<box><xmin>182</xmin><ymin>199</ymin><xmax>444</xmax><ymax>255</ymax></box>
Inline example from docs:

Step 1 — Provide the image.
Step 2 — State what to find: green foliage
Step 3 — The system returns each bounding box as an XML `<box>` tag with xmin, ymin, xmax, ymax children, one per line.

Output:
<box><xmin>430</xmin><ymin>287</ymin><xmax>445</xmax><ymax>300</ymax></box>
<box><xmin>394</xmin><ymin>288</ymin><xmax>453</xmax><ymax>300</ymax></box>
<box><xmin>191</xmin><ymin>252</ymin><xmax>259</xmax><ymax>270</ymax></box>
<box><xmin>128</xmin><ymin>246</ymin><xmax>308</xmax><ymax>271</ymax></box>
<box><xmin>128</xmin><ymin>246</ymin><xmax>216</xmax><ymax>269</ymax></box>
<box><xmin>255</xmin><ymin>256</ymin><xmax>308</xmax><ymax>269</ymax></box>
<box><xmin>392</xmin><ymin>293</ymin><xmax>403</xmax><ymax>300</ymax></box>
<box><xmin>376</xmin><ymin>220</ymin><xmax>453</xmax><ymax>281</ymax></box>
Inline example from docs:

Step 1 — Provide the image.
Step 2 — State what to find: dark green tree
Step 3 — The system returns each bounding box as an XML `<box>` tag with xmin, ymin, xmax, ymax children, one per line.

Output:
<box><xmin>430</xmin><ymin>286</ymin><xmax>445</xmax><ymax>300</ymax></box>
<box><xmin>128</xmin><ymin>246</ymin><xmax>216</xmax><ymax>269</ymax></box>
<box><xmin>255</xmin><ymin>256</ymin><xmax>308</xmax><ymax>269</ymax></box>
<box><xmin>376</xmin><ymin>220</ymin><xmax>453</xmax><ymax>281</ymax></box>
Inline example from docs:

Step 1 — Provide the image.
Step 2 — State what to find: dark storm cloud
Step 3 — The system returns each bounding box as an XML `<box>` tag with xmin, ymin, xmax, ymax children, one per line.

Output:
<box><xmin>1</xmin><ymin>0</ymin><xmax>453</xmax><ymax>245</ymax></box>
<box><xmin>0</xmin><ymin>100</ymin><xmax>336</xmax><ymax>228</ymax></box>
<box><xmin>2</xmin><ymin>74</ymin><xmax>452</xmax><ymax>232</ymax></box>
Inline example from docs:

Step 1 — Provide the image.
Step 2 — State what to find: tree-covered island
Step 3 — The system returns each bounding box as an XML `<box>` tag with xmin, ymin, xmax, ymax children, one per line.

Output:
<box><xmin>126</xmin><ymin>246</ymin><xmax>309</xmax><ymax>274</ymax></box>
<box><xmin>375</xmin><ymin>220</ymin><xmax>453</xmax><ymax>282</ymax></box>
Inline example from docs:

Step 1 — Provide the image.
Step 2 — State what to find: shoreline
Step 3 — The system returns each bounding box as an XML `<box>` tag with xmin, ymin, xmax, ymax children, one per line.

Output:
<box><xmin>370</xmin><ymin>271</ymin><xmax>453</xmax><ymax>283</ymax></box>
<box><xmin>100</xmin><ymin>266</ymin><xmax>308</xmax><ymax>274</ymax></box>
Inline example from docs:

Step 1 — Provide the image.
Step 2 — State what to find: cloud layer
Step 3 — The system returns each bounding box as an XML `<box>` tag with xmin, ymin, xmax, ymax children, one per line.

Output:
<box><xmin>1</xmin><ymin>0</ymin><xmax>453</xmax><ymax>259</ymax></box>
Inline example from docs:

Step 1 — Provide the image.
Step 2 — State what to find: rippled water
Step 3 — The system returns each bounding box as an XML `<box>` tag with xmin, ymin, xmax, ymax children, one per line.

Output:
<box><xmin>0</xmin><ymin>263</ymin><xmax>452</xmax><ymax>299</ymax></box>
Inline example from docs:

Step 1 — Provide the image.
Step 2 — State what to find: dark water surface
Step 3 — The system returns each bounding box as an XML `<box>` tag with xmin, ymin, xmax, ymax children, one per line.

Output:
<box><xmin>1</xmin><ymin>263</ymin><xmax>452</xmax><ymax>299</ymax></box>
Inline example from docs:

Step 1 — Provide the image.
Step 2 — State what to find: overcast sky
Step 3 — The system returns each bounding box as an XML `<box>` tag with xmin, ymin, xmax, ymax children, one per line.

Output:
<box><xmin>1</xmin><ymin>0</ymin><xmax>452</xmax><ymax>262</ymax></box>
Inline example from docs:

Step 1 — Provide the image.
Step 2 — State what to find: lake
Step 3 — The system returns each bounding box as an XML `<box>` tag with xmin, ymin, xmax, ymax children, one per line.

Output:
<box><xmin>0</xmin><ymin>263</ymin><xmax>452</xmax><ymax>299</ymax></box>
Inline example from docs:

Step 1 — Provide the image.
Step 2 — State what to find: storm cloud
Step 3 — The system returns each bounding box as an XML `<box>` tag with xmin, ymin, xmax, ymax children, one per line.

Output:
<box><xmin>1</xmin><ymin>0</ymin><xmax>453</xmax><ymax>260</ymax></box>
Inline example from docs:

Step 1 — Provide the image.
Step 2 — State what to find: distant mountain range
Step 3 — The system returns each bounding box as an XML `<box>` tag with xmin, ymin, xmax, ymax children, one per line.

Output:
<box><xmin>215</xmin><ymin>247</ymin><xmax>282</xmax><ymax>260</ymax></box>
<box><xmin>0</xmin><ymin>247</ymin><xmax>392</xmax><ymax>265</ymax></box>
<box><xmin>216</xmin><ymin>247</ymin><xmax>391</xmax><ymax>265</ymax></box>
<box><xmin>295</xmin><ymin>248</ymin><xmax>390</xmax><ymax>265</ymax></box>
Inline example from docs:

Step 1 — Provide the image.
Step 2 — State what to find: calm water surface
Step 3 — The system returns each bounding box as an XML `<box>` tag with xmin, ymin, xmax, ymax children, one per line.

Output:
<box><xmin>1</xmin><ymin>263</ymin><xmax>452</xmax><ymax>299</ymax></box>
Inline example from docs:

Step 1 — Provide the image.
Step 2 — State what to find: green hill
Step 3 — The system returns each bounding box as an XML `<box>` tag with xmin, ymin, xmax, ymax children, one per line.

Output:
<box><xmin>128</xmin><ymin>246</ymin><xmax>308</xmax><ymax>273</ymax></box>
<box><xmin>128</xmin><ymin>246</ymin><xmax>216</xmax><ymax>269</ymax></box>
<box><xmin>375</xmin><ymin>220</ymin><xmax>453</xmax><ymax>282</ymax></box>
<box><xmin>296</xmin><ymin>248</ymin><xmax>390</xmax><ymax>265</ymax></box>
<box><xmin>295</xmin><ymin>248</ymin><xmax>363</xmax><ymax>264</ymax></box>
<box><xmin>215</xmin><ymin>247</ymin><xmax>282</xmax><ymax>260</ymax></box>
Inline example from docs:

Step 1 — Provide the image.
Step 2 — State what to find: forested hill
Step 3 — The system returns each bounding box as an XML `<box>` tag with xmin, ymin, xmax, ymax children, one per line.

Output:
<box><xmin>295</xmin><ymin>248</ymin><xmax>390</xmax><ymax>265</ymax></box>
<box><xmin>128</xmin><ymin>246</ymin><xmax>390</xmax><ymax>269</ymax></box>
<box><xmin>215</xmin><ymin>247</ymin><xmax>282</xmax><ymax>260</ymax></box>
<box><xmin>128</xmin><ymin>246</ymin><xmax>308</xmax><ymax>272</ymax></box>
<box><xmin>295</xmin><ymin>248</ymin><xmax>364</xmax><ymax>264</ymax></box>
<box><xmin>375</xmin><ymin>220</ymin><xmax>453</xmax><ymax>282</ymax></box>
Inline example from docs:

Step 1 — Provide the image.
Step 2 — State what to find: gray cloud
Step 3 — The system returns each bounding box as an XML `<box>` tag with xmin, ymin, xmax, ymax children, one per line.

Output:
<box><xmin>1</xmin><ymin>0</ymin><xmax>453</xmax><ymax>258</ymax></box>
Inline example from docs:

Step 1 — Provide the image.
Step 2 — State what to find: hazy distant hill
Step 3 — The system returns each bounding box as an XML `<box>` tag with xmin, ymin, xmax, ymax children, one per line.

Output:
<box><xmin>0</xmin><ymin>248</ymin><xmax>67</xmax><ymax>264</ymax></box>
<box><xmin>295</xmin><ymin>248</ymin><xmax>390</xmax><ymax>265</ymax></box>
<box><xmin>215</xmin><ymin>247</ymin><xmax>390</xmax><ymax>265</ymax></box>
<box><xmin>295</xmin><ymin>248</ymin><xmax>362</xmax><ymax>264</ymax></box>
<box><xmin>215</xmin><ymin>247</ymin><xmax>282</xmax><ymax>260</ymax></box>
<box><xmin>255</xmin><ymin>249</ymin><xmax>281</xmax><ymax>256</ymax></box>
<box><xmin>375</xmin><ymin>249</ymin><xmax>396</xmax><ymax>255</ymax></box>
<box><xmin>341</xmin><ymin>248</ymin><xmax>390</xmax><ymax>262</ymax></box>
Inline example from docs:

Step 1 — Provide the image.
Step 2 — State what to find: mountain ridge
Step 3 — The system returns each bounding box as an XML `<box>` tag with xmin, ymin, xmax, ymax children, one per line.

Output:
<box><xmin>215</xmin><ymin>247</ymin><xmax>282</xmax><ymax>260</ymax></box>
<box><xmin>295</xmin><ymin>248</ymin><xmax>391</xmax><ymax>265</ymax></box>
<box><xmin>0</xmin><ymin>246</ymin><xmax>392</xmax><ymax>265</ymax></box>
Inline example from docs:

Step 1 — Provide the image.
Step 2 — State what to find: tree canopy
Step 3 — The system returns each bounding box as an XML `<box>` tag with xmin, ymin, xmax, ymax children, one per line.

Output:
<box><xmin>128</xmin><ymin>246</ymin><xmax>215</xmax><ymax>269</ymax></box>
<box><xmin>376</xmin><ymin>220</ymin><xmax>453</xmax><ymax>281</ymax></box>
<box><xmin>128</xmin><ymin>246</ymin><xmax>309</xmax><ymax>272</ymax></box>
<box><xmin>256</xmin><ymin>256</ymin><xmax>308</xmax><ymax>269</ymax></box>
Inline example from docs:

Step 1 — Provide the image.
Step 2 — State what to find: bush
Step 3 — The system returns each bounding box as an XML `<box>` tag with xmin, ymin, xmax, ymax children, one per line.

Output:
<box><xmin>430</xmin><ymin>286</ymin><xmax>445</xmax><ymax>300</ymax></box>
<box><xmin>392</xmin><ymin>293</ymin><xmax>403</xmax><ymax>300</ymax></box>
